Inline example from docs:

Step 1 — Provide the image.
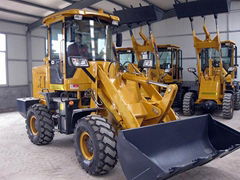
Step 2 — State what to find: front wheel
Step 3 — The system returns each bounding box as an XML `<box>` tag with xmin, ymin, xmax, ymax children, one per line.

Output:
<box><xmin>223</xmin><ymin>93</ymin><xmax>234</xmax><ymax>119</ymax></box>
<box><xmin>74</xmin><ymin>115</ymin><xmax>117</xmax><ymax>175</ymax></box>
<box><xmin>26</xmin><ymin>104</ymin><xmax>54</xmax><ymax>145</ymax></box>
<box><xmin>182</xmin><ymin>92</ymin><xmax>196</xmax><ymax>116</ymax></box>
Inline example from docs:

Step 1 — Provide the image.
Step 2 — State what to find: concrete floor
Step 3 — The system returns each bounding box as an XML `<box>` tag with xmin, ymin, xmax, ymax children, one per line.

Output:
<box><xmin>0</xmin><ymin>111</ymin><xmax>240</xmax><ymax>180</ymax></box>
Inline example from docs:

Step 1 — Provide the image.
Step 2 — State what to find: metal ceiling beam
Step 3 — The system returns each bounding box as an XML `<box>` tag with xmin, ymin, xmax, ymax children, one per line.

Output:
<box><xmin>114</xmin><ymin>8</ymin><xmax>176</xmax><ymax>33</ymax></box>
<box><xmin>142</xmin><ymin>0</ymin><xmax>166</xmax><ymax>12</ymax></box>
<box><xmin>64</xmin><ymin>0</ymin><xmax>97</xmax><ymax>11</ymax></box>
<box><xmin>63</xmin><ymin>0</ymin><xmax>76</xmax><ymax>4</ymax></box>
<box><xmin>0</xmin><ymin>18</ymin><xmax>28</xmax><ymax>26</ymax></box>
<box><xmin>88</xmin><ymin>7</ymin><xmax>99</xmax><ymax>11</ymax></box>
<box><xmin>0</xmin><ymin>7</ymin><xmax>42</xmax><ymax>19</ymax></box>
<box><xmin>88</xmin><ymin>6</ymin><xmax>112</xmax><ymax>14</ymax></box>
<box><xmin>162</xmin><ymin>9</ymin><xmax>176</xmax><ymax>19</ymax></box>
<box><xmin>64</xmin><ymin>0</ymin><xmax>112</xmax><ymax>14</ymax></box>
<box><xmin>10</xmin><ymin>0</ymin><xmax>58</xmax><ymax>12</ymax></box>
<box><xmin>28</xmin><ymin>0</ymin><xmax>103</xmax><ymax>31</ymax></box>
<box><xmin>107</xmin><ymin>0</ymin><xmax>129</xmax><ymax>9</ymax></box>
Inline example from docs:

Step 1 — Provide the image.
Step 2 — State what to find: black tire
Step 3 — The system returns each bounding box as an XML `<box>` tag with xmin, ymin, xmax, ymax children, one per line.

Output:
<box><xmin>234</xmin><ymin>91</ymin><xmax>240</xmax><ymax>110</ymax></box>
<box><xmin>173</xmin><ymin>88</ymin><xmax>185</xmax><ymax>108</ymax></box>
<box><xmin>26</xmin><ymin>104</ymin><xmax>54</xmax><ymax>145</ymax></box>
<box><xmin>74</xmin><ymin>115</ymin><xmax>117</xmax><ymax>175</ymax></box>
<box><xmin>182</xmin><ymin>92</ymin><xmax>196</xmax><ymax>116</ymax></box>
<box><xmin>223</xmin><ymin>93</ymin><xmax>234</xmax><ymax>119</ymax></box>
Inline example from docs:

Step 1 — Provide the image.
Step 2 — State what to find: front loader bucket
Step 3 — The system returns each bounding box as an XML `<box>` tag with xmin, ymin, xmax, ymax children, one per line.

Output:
<box><xmin>117</xmin><ymin>115</ymin><xmax>240</xmax><ymax>180</ymax></box>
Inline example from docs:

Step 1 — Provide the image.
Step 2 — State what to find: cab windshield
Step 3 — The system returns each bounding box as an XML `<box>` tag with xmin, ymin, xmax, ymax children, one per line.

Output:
<box><xmin>200</xmin><ymin>48</ymin><xmax>221</xmax><ymax>71</ymax></box>
<box><xmin>158</xmin><ymin>49</ymin><xmax>176</xmax><ymax>69</ymax></box>
<box><xmin>118</xmin><ymin>51</ymin><xmax>137</xmax><ymax>64</ymax></box>
<box><xmin>221</xmin><ymin>46</ymin><xmax>232</xmax><ymax>70</ymax></box>
<box><xmin>66</xmin><ymin>19</ymin><xmax>115</xmax><ymax>61</ymax></box>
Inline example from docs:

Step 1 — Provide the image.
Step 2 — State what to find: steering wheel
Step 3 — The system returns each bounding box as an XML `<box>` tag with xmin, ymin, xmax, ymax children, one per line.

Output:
<box><xmin>122</xmin><ymin>61</ymin><xmax>133</xmax><ymax>70</ymax></box>
<box><xmin>120</xmin><ymin>61</ymin><xmax>141</xmax><ymax>75</ymax></box>
<box><xmin>160</xmin><ymin>63</ymin><xmax>171</xmax><ymax>69</ymax></box>
<box><xmin>212</xmin><ymin>60</ymin><xmax>220</xmax><ymax>67</ymax></box>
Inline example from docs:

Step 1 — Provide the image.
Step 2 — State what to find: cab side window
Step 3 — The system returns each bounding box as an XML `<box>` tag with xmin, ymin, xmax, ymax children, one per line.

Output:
<box><xmin>50</xmin><ymin>22</ymin><xmax>63</xmax><ymax>59</ymax></box>
<box><xmin>49</xmin><ymin>22</ymin><xmax>63</xmax><ymax>84</ymax></box>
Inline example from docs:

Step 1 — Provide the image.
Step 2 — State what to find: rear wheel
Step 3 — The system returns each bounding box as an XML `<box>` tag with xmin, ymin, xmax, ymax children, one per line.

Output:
<box><xmin>223</xmin><ymin>93</ymin><xmax>234</xmax><ymax>119</ymax></box>
<box><xmin>234</xmin><ymin>91</ymin><xmax>240</xmax><ymax>110</ymax></box>
<box><xmin>182</xmin><ymin>92</ymin><xmax>196</xmax><ymax>116</ymax></box>
<box><xmin>74</xmin><ymin>115</ymin><xmax>117</xmax><ymax>175</ymax></box>
<box><xmin>26</xmin><ymin>104</ymin><xmax>54</xmax><ymax>145</ymax></box>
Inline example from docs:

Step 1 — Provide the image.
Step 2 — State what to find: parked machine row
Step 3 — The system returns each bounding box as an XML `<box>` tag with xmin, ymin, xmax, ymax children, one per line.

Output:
<box><xmin>16</xmin><ymin>1</ymin><xmax>240</xmax><ymax>180</ymax></box>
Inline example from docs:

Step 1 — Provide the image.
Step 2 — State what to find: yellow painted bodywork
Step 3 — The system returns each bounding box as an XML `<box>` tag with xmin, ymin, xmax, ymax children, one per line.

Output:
<box><xmin>126</xmin><ymin>28</ymin><xmax>182</xmax><ymax>85</ymax></box>
<box><xmin>192</xmin><ymin>25</ymin><xmax>236</xmax><ymax>105</ymax></box>
<box><xmin>32</xmin><ymin>9</ymin><xmax>178</xmax><ymax>130</ymax></box>
<box><xmin>43</xmin><ymin>9</ymin><xmax>119</xmax><ymax>27</ymax></box>
<box><xmin>117</xmin><ymin>43</ymin><xmax>182</xmax><ymax>84</ymax></box>
<box><xmin>80</xmin><ymin>132</ymin><xmax>94</xmax><ymax>160</ymax></box>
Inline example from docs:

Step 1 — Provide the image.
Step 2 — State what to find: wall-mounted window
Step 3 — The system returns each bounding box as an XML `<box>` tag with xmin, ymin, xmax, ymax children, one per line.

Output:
<box><xmin>0</xmin><ymin>33</ymin><xmax>6</xmax><ymax>85</ymax></box>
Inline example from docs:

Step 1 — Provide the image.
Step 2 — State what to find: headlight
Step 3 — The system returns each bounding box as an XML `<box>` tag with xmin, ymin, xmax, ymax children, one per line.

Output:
<box><xmin>143</xmin><ymin>59</ymin><xmax>153</xmax><ymax>68</ymax></box>
<box><xmin>228</xmin><ymin>66</ymin><xmax>236</xmax><ymax>73</ymax></box>
<box><xmin>74</xmin><ymin>15</ymin><xmax>83</xmax><ymax>20</ymax></box>
<box><xmin>69</xmin><ymin>57</ymin><xmax>89</xmax><ymax>68</ymax></box>
<box><xmin>188</xmin><ymin>67</ymin><xmax>196</xmax><ymax>73</ymax></box>
<box><xmin>112</xmin><ymin>20</ymin><xmax>119</xmax><ymax>26</ymax></box>
<box><xmin>138</xmin><ymin>59</ymin><xmax>154</xmax><ymax>69</ymax></box>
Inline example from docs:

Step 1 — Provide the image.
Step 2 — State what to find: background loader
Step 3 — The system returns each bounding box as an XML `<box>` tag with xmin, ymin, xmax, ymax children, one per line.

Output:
<box><xmin>16</xmin><ymin>5</ymin><xmax>240</xmax><ymax>180</ymax></box>
<box><xmin>174</xmin><ymin>0</ymin><xmax>240</xmax><ymax>119</ymax></box>
<box><xmin>113</xmin><ymin>5</ymin><xmax>193</xmax><ymax>108</ymax></box>
<box><xmin>116</xmin><ymin>44</ymin><xmax>185</xmax><ymax>107</ymax></box>
<box><xmin>183</xmin><ymin>36</ymin><xmax>240</xmax><ymax>119</ymax></box>
<box><xmin>180</xmin><ymin>17</ymin><xmax>240</xmax><ymax>118</ymax></box>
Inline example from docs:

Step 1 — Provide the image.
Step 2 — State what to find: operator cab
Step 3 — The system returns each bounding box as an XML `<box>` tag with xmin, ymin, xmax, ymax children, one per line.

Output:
<box><xmin>116</xmin><ymin>47</ymin><xmax>137</xmax><ymax>70</ymax></box>
<box><xmin>45</xmin><ymin>10</ymin><xmax>120</xmax><ymax>84</ymax></box>
<box><xmin>200</xmin><ymin>48</ymin><xmax>221</xmax><ymax>72</ymax></box>
<box><xmin>221</xmin><ymin>41</ymin><xmax>238</xmax><ymax>74</ymax></box>
<box><xmin>157</xmin><ymin>44</ymin><xmax>183</xmax><ymax>81</ymax></box>
<box><xmin>199</xmin><ymin>41</ymin><xmax>237</xmax><ymax>74</ymax></box>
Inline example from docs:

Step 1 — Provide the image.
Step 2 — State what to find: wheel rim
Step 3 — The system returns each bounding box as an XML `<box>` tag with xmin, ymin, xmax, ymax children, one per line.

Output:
<box><xmin>80</xmin><ymin>132</ymin><xmax>94</xmax><ymax>161</ymax></box>
<box><xmin>30</xmin><ymin>115</ymin><xmax>38</xmax><ymax>135</ymax></box>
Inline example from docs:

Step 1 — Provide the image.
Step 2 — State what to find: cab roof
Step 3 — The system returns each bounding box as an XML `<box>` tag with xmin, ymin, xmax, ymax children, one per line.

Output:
<box><xmin>43</xmin><ymin>9</ymin><xmax>119</xmax><ymax>27</ymax></box>
<box><xmin>221</xmin><ymin>40</ymin><xmax>236</xmax><ymax>46</ymax></box>
<box><xmin>117</xmin><ymin>45</ymin><xmax>181</xmax><ymax>52</ymax></box>
<box><xmin>116</xmin><ymin>47</ymin><xmax>134</xmax><ymax>52</ymax></box>
<box><xmin>157</xmin><ymin>44</ymin><xmax>180</xmax><ymax>49</ymax></box>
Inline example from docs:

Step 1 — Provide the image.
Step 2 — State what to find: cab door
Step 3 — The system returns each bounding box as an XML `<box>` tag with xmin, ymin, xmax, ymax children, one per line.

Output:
<box><xmin>49</xmin><ymin>22</ymin><xmax>64</xmax><ymax>84</ymax></box>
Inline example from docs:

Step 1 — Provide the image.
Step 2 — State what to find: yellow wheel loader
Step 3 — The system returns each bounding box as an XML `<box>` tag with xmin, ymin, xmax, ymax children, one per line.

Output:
<box><xmin>174</xmin><ymin>0</ymin><xmax>240</xmax><ymax>119</ymax></box>
<box><xmin>116</xmin><ymin>45</ymin><xmax>183</xmax><ymax>84</ymax></box>
<box><xmin>16</xmin><ymin>8</ymin><xmax>240</xmax><ymax>180</ymax></box>
<box><xmin>113</xmin><ymin>6</ymin><xmax>189</xmax><ymax>108</ymax></box>
<box><xmin>116</xmin><ymin>44</ymin><xmax>185</xmax><ymax>107</ymax></box>
<box><xmin>182</xmin><ymin>21</ymin><xmax>240</xmax><ymax>119</ymax></box>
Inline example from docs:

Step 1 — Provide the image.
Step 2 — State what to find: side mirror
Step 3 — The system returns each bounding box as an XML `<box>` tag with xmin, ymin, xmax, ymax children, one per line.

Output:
<box><xmin>228</xmin><ymin>66</ymin><xmax>236</xmax><ymax>73</ymax></box>
<box><xmin>164</xmin><ymin>69</ymin><xmax>171</xmax><ymax>73</ymax></box>
<box><xmin>116</xmin><ymin>33</ymin><xmax>122</xmax><ymax>47</ymax></box>
<box><xmin>188</xmin><ymin>67</ymin><xmax>196</xmax><ymax>73</ymax></box>
<box><xmin>138</xmin><ymin>59</ymin><xmax>154</xmax><ymax>69</ymax></box>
